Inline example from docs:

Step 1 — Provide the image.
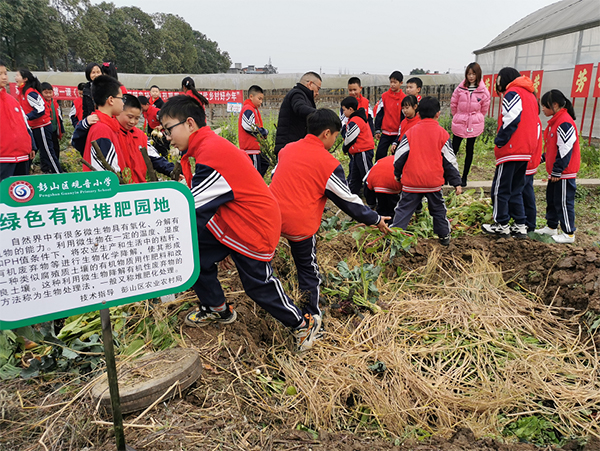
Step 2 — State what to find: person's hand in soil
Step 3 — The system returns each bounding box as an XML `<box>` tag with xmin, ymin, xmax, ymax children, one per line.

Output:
<box><xmin>376</xmin><ymin>217</ymin><xmax>392</xmax><ymax>235</ymax></box>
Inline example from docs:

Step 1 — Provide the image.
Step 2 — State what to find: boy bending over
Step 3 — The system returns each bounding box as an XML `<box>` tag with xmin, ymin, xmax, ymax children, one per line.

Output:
<box><xmin>270</xmin><ymin>109</ymin><xmax>390</xmax><ymax>325</ymax></box>
<box><xmin>392</xmin><ymin>97</ymin><xmax>462</xmax><ymax>246</ymax></box>
<box><xmin>160</xmin><ymin>95</ymin><xmax>320</xmax><ymax>352</ymax></box>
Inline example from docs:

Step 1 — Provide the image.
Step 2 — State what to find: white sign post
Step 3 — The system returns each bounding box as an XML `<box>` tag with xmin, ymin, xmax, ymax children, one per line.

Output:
<box><xmin>0</xmin><ymin>172</ymin><xmax>200</xmax><ymax>451</ymax></box>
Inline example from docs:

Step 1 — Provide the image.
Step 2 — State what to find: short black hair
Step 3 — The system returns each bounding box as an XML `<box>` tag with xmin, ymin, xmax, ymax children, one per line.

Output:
<box><xmin>0</xmin><ymin>59</ymin><xmax>6</xmax><ymax>68</ymax></box>
<box><xmin>307</xmin><ymin>109</ymin><xmax>341</xmax><ymax>136</ymax></box>
<box><xmin>137</xmin><ymin>95</ymin><xmax>149</xmax><ymax>105</ymax></box>
<box><xmin>91</xmin><ymin>75</ymin><xmax>122</xmax><ymax>106</ymax></box>
<box><xmin>101</xmin><ymin>62</ymin><xmax>118</xmax><ymax>80</ymax></box>
<box><xmin>77</xmin><ymin>82</ymin><xmax>86</xmax><ymax>91</ymax></box>
<box><xmin>496</xmin><ymin>67</ymin><xmax>521</xmax><ymax>93</ymax></box>
<box><xmin>150</xmin><ymin>85</ymin><xmax>160</xmax><ymax>90</ymax></box>
<box><xmin>160</xmin><ymin>95</ymin><xmax>206</xmax><ymax>128</ymax></box>
<box><xmin>341</xmin><ymin>96</ymin><xmax>358</xmax><ymax>110</ymax></box>
<box><xmin>85</xmin><ymin>62</ymin><xmax>100</xmax><ymax>82</ymax></box>
<box><xmin>416</xmin><ymin>96</ymin><xmax>440</xmax><ymax>119</ymax></box>
<box><xmin>248</xmin><ymin>85</ymin><xmax>263</xmax><ymax>96</ymax></box>
<box><xmin>406</xmin><ymin>77</ymin><xmax>423</xmax><ymax>89</ymax></box>
<box><xmin>40</xmin><ymin>82</ymin><xmax>53</xmax><ymax>92</ymax></box>
<box><xmin>347</xmin><ymin>77</ymin><xmax>361</xmax><ymax>86</ymax></box>
<box><xmin>390</xmin><ymin>71</ymin><xmax>404</xmax><ymax>83</ymax></box>
<box><xmin>123</xmin><ymin>94</ymin><xmax>141</xmax><ymax>110</ymax></box>
<box><xmin>401</xmin><ymin>95</ymin><xmax>418</xmax><ymax>108</ymax></box>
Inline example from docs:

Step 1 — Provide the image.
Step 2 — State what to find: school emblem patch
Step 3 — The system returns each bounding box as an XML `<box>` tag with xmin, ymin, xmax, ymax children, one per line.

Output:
<box><xmin>9</xmin><ymin>180</ymin><xmax>35</xmax><ymax>203</ymax></box>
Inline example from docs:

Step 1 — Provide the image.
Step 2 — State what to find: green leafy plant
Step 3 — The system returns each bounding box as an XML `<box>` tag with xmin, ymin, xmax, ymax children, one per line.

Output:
<box><xmin>503</xmin><ymin>414</ymin><xmax>560</xmax><ymax>446</ymax></box>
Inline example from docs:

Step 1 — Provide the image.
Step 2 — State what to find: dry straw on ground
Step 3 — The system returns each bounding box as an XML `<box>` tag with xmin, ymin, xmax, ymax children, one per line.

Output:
<box><xmin>268</xmin><ymin>249</ymin><xmax>600</xmax><ymax>440</ymax></box>
<box><xmin>1</xmin><ymin>249</ymin><xmax>599</xmax><ymax>449</ymax></box>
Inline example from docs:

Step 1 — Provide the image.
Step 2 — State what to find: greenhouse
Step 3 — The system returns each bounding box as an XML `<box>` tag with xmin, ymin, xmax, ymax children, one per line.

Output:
<box><xmin>474</xmin><ymin>0</ymin><xmax>600</xmax><ymax>137</ymax></box>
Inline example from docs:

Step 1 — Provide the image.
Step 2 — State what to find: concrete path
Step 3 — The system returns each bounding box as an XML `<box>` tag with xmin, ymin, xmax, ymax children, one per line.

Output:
<box><xmin>463</xmin><ymin>179</ymin><xmax>600</xmax><ymax>192</ymax></box>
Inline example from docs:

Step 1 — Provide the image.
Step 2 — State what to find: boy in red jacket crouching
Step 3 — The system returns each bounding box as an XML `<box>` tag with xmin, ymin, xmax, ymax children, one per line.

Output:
<box><xmin>160</xmin><ymin>95</ymin><xmax>320</xmax><ymax>352</ymax></box>
<box><xmin>392</xmin><ymin>97</ymin><xmax>462</xmax><ymax>246</ymax></box>
<box><xmin>270</xmin><ymin>109</ymin><xmax>390</xmax><ymax>326</ymax></box>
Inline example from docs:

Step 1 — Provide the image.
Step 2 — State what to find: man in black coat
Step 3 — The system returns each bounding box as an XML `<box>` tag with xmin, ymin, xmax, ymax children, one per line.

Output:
<box><xmin>274</xmin><ymin>72</ymin><xmax>321</xmax><ymax>154</ymax></box>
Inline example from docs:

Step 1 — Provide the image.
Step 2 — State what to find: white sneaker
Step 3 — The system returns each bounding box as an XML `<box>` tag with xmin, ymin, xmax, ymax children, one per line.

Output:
<box><xmin>552</xmin><ymin>233</ymin><xmax>575</xmax><ymax>244</ymax></box>
<box><xmin>482</xmin><ymin>223</ymin><xmax>510</xmax><ymax>236</ymax></box>
<box><xmin>535</xmin><ymin>226</ymin><xmax>558</xmax><ymax>236</ymax></box>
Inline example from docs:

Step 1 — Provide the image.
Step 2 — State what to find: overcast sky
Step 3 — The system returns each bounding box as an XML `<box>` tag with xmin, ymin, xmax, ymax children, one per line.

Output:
<box><xmin>98</xmin><ymin>0</ymin><xmax>561</xmax><ymax>75</ymax></box>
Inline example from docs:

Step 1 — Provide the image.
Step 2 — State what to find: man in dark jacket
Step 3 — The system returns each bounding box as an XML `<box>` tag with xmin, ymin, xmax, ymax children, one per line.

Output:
<box><xmin>274</xmin><ymin>72</ymin><xmax>321</xmax><ymax>154</ymax></box>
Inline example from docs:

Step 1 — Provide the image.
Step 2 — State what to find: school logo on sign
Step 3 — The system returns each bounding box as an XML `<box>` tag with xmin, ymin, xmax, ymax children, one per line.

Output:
<box><xmin>8</xmin><ymin>181</ymin><xmax>34</xmax><ymax>203</ymax></box>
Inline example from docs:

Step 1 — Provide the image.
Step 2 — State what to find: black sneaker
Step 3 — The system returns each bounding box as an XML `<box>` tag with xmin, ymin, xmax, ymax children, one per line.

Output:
<box><xmin>439</xmin><ymin>235</ymin><xmax>450</xmax><ymax>246</ymax></box>
<box><xmin>510</xmin><ymin>224</ymin><xmax>528</xmax><ymax>239</ymax></box>
<box><xmin>184</xmin><ymin>304</ymin><xmax>237</xmax><ymax>327</ymax></box>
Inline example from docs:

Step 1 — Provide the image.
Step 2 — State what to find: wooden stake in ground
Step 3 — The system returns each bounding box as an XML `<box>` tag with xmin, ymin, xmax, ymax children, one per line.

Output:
<box><xmin>100</xmin><ymin>308</ymin><xmax>136</xmax><ymax>451</ymax></box>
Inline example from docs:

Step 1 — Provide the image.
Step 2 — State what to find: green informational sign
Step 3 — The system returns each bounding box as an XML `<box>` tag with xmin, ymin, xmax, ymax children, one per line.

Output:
<box><xmin>0</xmin><ymin>172</ymin><xmax>199</xmax><ymax>330</ymax></box>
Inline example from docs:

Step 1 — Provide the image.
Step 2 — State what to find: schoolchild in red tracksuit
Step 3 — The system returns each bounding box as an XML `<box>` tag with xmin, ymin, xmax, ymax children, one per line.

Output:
<box><xmin>159</xmin><ymin>95</ymin><xmax>320</xmax><ymax>352</ymax></box>
<box><xmin>365</xmin><ymin>156</ymin><xmax>402</xmax><ymax>220</ymax></box>
<box><xmin>15</xmin><ymin>69</ymin><xmax>60</xmax><ymax>174</ymax></box>
<box><xmin>41</xmin><ymin>82</ymin><xmax>65</xmax><ymax>162</ymax></box>
<box><xmin>0</xmin><ymin>61</ymin><xmax>35</xmax><ymax>181</ymax></box>
<box><xmin>482</xmin><ymin>68</ymin><xmax>540</xmax><ymax>239</ymax></box>
<box><xmin>238</xmin><ymin>85</ymin><xmax>270</xmax><ymax>176</ymax></box>
<box><xmin>392</xmin><ymin>97</ymin><xmax>462</xmax><ymax>246</ymax></box>
<box><xmin>374</xmin><ymin>71</ymin><xmax>405</xmax><ymax>161</ymax></box>
<box><xmin>535</xmin><ymin>90</ymin><xmax>580</xmax><ymax>244</ymax></box>
<box><xmin>340</xmin><ymin>77</ymin><xmax>374</xmax><ymax>133</ymax></box>
<box><xmin>270</xmin><ymin>109</ymin><xmax>390</xmax><ymax>324</ymax></box>
<box><xmin>138</xmin><ymin>96</ymin><xmax>170</xmax><ymax>158</ymax></box>
<box><xmin>341</xmin><ymin>96</ymin><xmax>375</xmax><ymax>206</ymax></box>
<box><xmin>391</xmin><ymin>95</ymin><xmax>421</xmax><ymax>151</ymax></box>
<box><xmin>70</xmin><ymin>76</ymin><xmax>126</xmax><ymax>175</ymax></box>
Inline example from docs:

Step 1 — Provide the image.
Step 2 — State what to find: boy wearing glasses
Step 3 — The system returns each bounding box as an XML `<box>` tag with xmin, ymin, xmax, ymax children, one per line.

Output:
<box><xmin>159</xmin><ymin>95</ymin><xmax>321</xmax><ymax>353</ymax></box>
<box><xmin>72</xmin><ymin>75</ymin><xmax>125</xmax><ymax>172</ymax></box>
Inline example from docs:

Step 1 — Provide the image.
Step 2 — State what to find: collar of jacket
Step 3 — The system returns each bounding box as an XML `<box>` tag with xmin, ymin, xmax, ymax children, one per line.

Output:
<box><xmin>295</xmin><ymin>82</ymin><xmax>315</xmax><ymax>102</ymax></box>
<box><xmin>350</xmin><ymin>108</ymin><xmax>367</xmax><ymax>122</ymax></box>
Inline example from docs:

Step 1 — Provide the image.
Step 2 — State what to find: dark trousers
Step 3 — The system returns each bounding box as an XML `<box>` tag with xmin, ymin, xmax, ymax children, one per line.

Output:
<box><xmin>0</xmin><ymin>161</ymin><xmax>30</xmax><ymax>182</ymax></box>
<box><xmin>348</xmin><ymin>150</ymin><xmax>375</xmax><ymax>205</ymax></box>
<box><xmin>51</xmin><ymin>130</ymin><xmax>61</xmax><ymax>162</ymax></box>
<box><xmin>546</xmin><ymin>178</ymin><xmax>576</xmax><ymax>234</ymax></box>
<box><xmin>372</xmin><ymin>191</ymin><xmax>400</xmax><ymax>219</ymax></box>
<box><xmin>288</xmin><ymin>236</ymin><xmax>321</xmax><ymax>317</ymax></box>
<box><xmin>522</xmin><ymin>174</ymin><xmax>537</xmax><ymax>231</ymax></box>
<box><xmin>490</xmin><ymin>160</ymin><xmax>527</xmax><ymax>225</ymax></box>
<box><xmin>392</xmin><ymin>190</ymin><xmax>451</xmax><ymax>237</ymax></box>
<box><xmin>192</xmin><ymin>228</ymin><xmax>304</xmax><ymax>328</ymax></box>
<box><xmin>33</xmin><ymin>125</ymin><xmax>60</xmax><ymax>173</ymax></box>
<box><xmin>375</xmin><ymin>134</ymin><xmax>398</xmax><ymax>161</ymax></box>
<box><xmin>452</xmin><ymin>135</ymin><xmax>476</xmax><ymax>183</ymax></box>
<box><xmin>249</xmin><ymin>153</ymin><xmax>271</xmax><ymax>177</ymax></box>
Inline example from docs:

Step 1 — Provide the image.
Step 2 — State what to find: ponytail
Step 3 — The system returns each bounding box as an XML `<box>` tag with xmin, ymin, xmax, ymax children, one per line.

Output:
<box><xmin>541</xmin><ymin>89</ymin><xmax>576</xmax><ymax>120</ymax></box>
<box><xmin>18</xmin><ymin>69</ymin><xmax>42</xmax><ymax>94</ymax></box>
<box><xmin>181</xmin><ymin>77</ymin><xmax>209</xmax><ymax>106</ymax></box>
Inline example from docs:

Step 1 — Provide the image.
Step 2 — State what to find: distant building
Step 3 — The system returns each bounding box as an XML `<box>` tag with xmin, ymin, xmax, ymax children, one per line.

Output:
<box><xmin>228</xmin><ymin>59</ymin><xmax>278</xmax><ymax>75</ymax></box>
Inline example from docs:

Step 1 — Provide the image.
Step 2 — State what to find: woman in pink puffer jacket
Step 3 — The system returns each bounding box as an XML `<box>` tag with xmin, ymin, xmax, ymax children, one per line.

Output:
<box><xmin>450</xmin><ymin>62</ymin><xmax>490</xmax><ymax>186</ymax></box>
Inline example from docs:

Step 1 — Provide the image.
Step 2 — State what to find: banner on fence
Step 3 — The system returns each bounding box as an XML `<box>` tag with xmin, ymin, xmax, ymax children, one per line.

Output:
<box><xmin>8</xmin><ymin>83</ymin><xmax>243</xmax><ymax>104</ymax></box>
<box><xmin>570</xmin><ymin>64</ymin><xmax>594</xmax><ymax>98</ymax></box>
